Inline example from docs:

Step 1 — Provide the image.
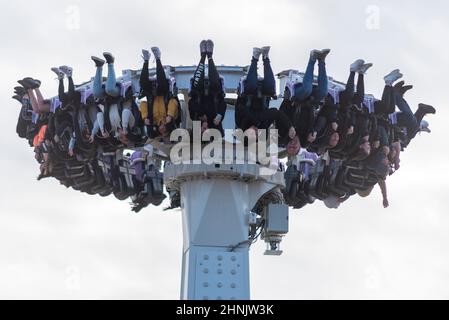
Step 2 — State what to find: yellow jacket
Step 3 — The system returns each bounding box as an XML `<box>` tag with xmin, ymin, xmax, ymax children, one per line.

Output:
<box><xmin>140</xmin><ymin>96</ymin><xmax>179</xmax><ymax>125</ymax></box>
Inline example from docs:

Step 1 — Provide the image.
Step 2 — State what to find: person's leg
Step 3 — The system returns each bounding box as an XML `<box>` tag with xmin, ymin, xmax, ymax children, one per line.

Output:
<box><xmin>395</xmin><ymin>93</ymin><xmax>418</xmax><ymax>130</ymax></box>
<box><xmin>207</xmin><ymin>57</ymin><xmax>223</xmax><ymax>95</ymax></box>
<box><xmin>34</xmin><ymin>88</ymin><xmax>51</xmax><ymax>113</ymax></box>
<box><xmin>192</xmin><ymin>55</ymin><xmax>206</xmax><ymax>95</ymax></box>
<box><xmin>339</xmin><ymin>71</ymin><xmax>355</xmax><ymax>107</ymax></box>
<box><xmin>93</xmin><ymin>66</ymin><xmax>104</xmax><ymax>99</ymax></box>
<box><xmin>106</xmin><ymin>63</ymin><xmax>120</xmax><ymax>97</ymax></box>
<box><xmin>294</xmin><ymin>54</ymin><xmax>316</xmax><ymax>101</ymax></box>
<box><xmin>262</xmin><ymin>57</ymin><xmax>276</xmax><ymax>97</ymax></box>
<box><xmin>352</xmin><ymin>73</ymin><xmax>364</xmax><ymax>106</ymax></box>
<box><xmin>68</xmin><ymin>76</ymin><xmax>75</xmax><ymax>96</ymax></box>
<box><xmin>311</xmin><ymin>58</ymin><xmax>329</xmax><ymax>102</ymax></box>
<box><xmin>26</xmin><ymin>89</ymin><xmax>40</xmax><ymax>113</ymax></box>
<box><xmin>58</xmin><ymin>78</ymin><xmax>66</xmax><ymax>103</ymax></box>
<box><xmin>155</xmin><ymin>60</ymin><xmax>169</xmax><ymax>96</ymax></box>
<box><xmin>155</xmin><ymin>53</ymin><xmax>169</xmax><ymax>96</ymax></box>
<box><xmin>245</xmin><ymin>55</ymin><xmax>259</xmax><ymax>95</ymax></box>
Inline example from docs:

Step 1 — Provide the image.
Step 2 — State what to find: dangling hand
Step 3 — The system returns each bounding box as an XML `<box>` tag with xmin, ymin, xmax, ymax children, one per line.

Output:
<box><xmin>88</xmin><ymin>135</ymin><xmax>95</xmax><ymax>144</ymax></box>
<box><xmin>383</xmin><ymin>198</ymin><xmax>389</xmax><ymax>208</ymax></box>
<box><xmin>307</xmin><ymin>131</ymin><xmax>317</xmax><ymax>143</ymax></box>
<box><xmin>145</xmin><ymin>118</ymin><xmax>151</xmax><ymax>126</ymax></box>
<box><xmin>166</xmin><ymin>116</ymin><xmax>173</xmax><ymax>124</ymax></box>
<box><xmin>213</xmin><ymin>114</ymin><xmax>223</xmax><ymax>126</ymax></box>
<box><xmin>288</xmin><ymin>127</ymin><xmax>296</xmax><ymax>139</ymax></box>
<box><xmin>347</xmin><ymin>126</ymin><xmax>354</xmax><ymax>135</ymax></box>
<box><xmin>331</xmin><ymin>122</ymin><xmax>338</xmax><ymax>131</ymax></box>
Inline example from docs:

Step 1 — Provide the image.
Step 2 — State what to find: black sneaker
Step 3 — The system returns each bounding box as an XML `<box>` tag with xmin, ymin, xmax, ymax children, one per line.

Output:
<box><xmin>400</xmin><ymin>85</ymin><xmax>413</xmax><ymax>96</ymax></box>
<box><xmin>393</xmin><ymin>80</ymin><xmax>405</xmax><ymax>90</ymax></box>
<box><xmin>14</xmin><ymin>86</ymin><xmax>26</xmax><ymax>96</ymax></box>
<box><xmin>24</xmin><ymin>77</ymin><xmax>41</xmax><ymax>88</ymax></box>
<box><xmin>103</xmin><ymin>52</ymin><xmax>115</xmax><ymax>64</ymax></box>
<box><xmin>12</xmin><ymin>95</ymin><xmax>23</xmax><ymax>103</ymax></box>
<box><xmin>91</xmin><ymin>56</ymin><xmax>105</xmax><ymax>68</ymax></box>
<box><xmin>20</xmin><ymin>78</ymin><xmax>38</xmax><ymax>90</ymax></box>
<box><xmin>417</xmin><ymin>103</ymin><xmax>436</xmax><ymax>115</ymax></box>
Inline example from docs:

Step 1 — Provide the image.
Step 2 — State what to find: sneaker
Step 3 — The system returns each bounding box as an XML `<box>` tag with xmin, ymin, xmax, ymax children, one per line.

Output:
<box><xmin>21</xmin><ymin>78</ymin><xmax>40</xmax><ymax>90</ymax></box>
<box><xmin>151</xmin><ymin>47</ymin><xmax>161</xmax><ymax>60</ymax></box>
<box><xmin>350</xmin><ymin>59</ymin><xmax>365</xmax><ymax>72</ymax></box>
<box><xmin>417</xmin><ymin>103</ymin><xmax>436</xmax><ymax>115</ymax></box>
<box><xmin>400</xmin><ymin>85</ymin><xmax>413</xmax><ymax>96</ymax></box>
<box><xmin>253</xmin><ymin>47</ymin><xmax>262</xmax><ymax>60</ymax></box>
<box><xmin>12</xmin><ymin>95</ymin><xmax>23</xmax><ymax>103</ymax></box>
<box><xmin>206</xmin><ymin>40</ymin><xmax>214</xmax><ymax>56</ymax></box>
<box><xmin>103</xmin><ymin>52</ymin><xmax>115</xmax><ymax>64</ymax></box>
<box><xmin>318</xmin><ymin>48</ymin><xmax>331</xmax><ymax>61</ymax></box>
<box><xmin>358</xmin><ymin>63</ymin><xmax>373</xmax><ymax>74</ymax></box>
<box><xmin>261</xmin><ymin>46</ymin><xmax>271</xmax><ymax>59</ymax></box>
<box><xmin>17</xmin><ymin>80</ymin><xmax>27</xmax><ymax>88</ymax></box>
<box><xmin>14</xmin><ymin>86</ymin><xmax>26</xmax><ymax>96</ymax></box>
<box><xmin>142</xmin><ymin>49</ymin><xmax>151</xmax><ymax>61</ymax></box>
<box><xmin>310</xmin><ymin>49</ymin><xmax>321</xmax><ymax>61</ymax></box>
<box><xmin>200</xmin><ymin>40</ymin><xmax>207</xmax><ymax>55</ymax></box>
<box><xmin>419</xmin><ymin>120</ymin><xmax>431</xmax><ymax>133</ymax></box>
<box><xmin>393</xmin><ymin>80</ymin><xmax>405</xmax><ymax>90</ymax></box>
<box><xmin>91</xmin><ymin>56</ymin><xmax>105</xmax><ymax>68</ymax></box>
<box><xmin>24</xmin><ymin>78</ymin><xmax>41</xmax><ymax>87</ymax></box>
<box><xmin>384</xmin><ymin>69</ymin><xmax>402</xmax><ymax>85</ymax></box>
<box><xmin>51</xmin><ymin>67</ymin><xmax>64</xmax><ymax>79</ymax></box>
<box><xmin>59</xmin><ymin>66</ymin><xmax>73</xmax><ymax>77</ymax></box>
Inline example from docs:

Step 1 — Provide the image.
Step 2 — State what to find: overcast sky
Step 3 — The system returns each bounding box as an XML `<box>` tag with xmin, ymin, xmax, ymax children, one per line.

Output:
<box><xmin>0</xmin><ymin>0</ymin><xmax>448</xmax><ymax>299</ymax></box>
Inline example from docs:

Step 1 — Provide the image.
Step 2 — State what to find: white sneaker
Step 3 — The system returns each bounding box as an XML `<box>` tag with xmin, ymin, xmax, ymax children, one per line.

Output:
<box><xmin>358</xmin><ymin>63</ymin><xmax>373</xmax><ymax>74</ymax></box>
<box><xmin>142</xmin><ymin>49</ymin><xmax>151</xmax><ymax>61</ymax></box>
<box><xmin>350</xmin><ymin>59</ymin><xmax>365</xmax><ymax>72</ymax></box>
<box><xmin>318</xmin><ymin>49</ymin><xmax>331</xmax><ymax>61</ymax></box>
<box><xmin>310</xmin><ymin>49</ymin><xmax>321</xmax><ymax>61</ymax></box>
<box><xmin>384</xmin><ymin>69</ymin><xmax>402</xmax><ymax>85</ymax></box>
<box><xmin>261</xmin><ymin>46</ymin><xmax>271</xmax><ymax>59</ymax></box>
<box><xmin>253</xmin><ymin>47</ymin><xmax>262</xmax><ymax>60</ymax></box>
<box><xmin>59</xmin><ymin>66</ymin><xmax>73</xmax><ymax>77</ymax></box>
<box><xmin>151</xmin><ymin>47</ymin><xmax>161</xmax><ymax>60</ymax></box>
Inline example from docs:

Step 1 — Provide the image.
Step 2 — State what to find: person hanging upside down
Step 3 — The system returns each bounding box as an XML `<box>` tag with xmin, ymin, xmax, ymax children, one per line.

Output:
<box><xmin>188</xmin><ymin>40</ymin><xmax>226</xmax><ymax>135</ymax></box>
<box><xmin>235</xmin><ymin>46</ymin><xmax>296</xmax><ymax>148</ymax></box>
<box><xmin>139</xmin><ymin>47</ymin><xmax>180</xmax><ymax>139</ymax></box>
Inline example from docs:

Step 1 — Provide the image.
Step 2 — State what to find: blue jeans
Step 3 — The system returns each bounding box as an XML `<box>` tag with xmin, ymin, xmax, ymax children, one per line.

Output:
<box><xmin>312</xmin><ymin>60</ymin><xmax>328</xmax><ymax>102</ymax></box>
<box><xmin>294</xmin><ymin>57</ymin><xmax>315</xmax><ymax>102</ymax></box>
<box><xmin>105</xmin><ymin>64</ymin><xmax>120</xmax><ymax>97</ymax></box>
<box><xmin>395</xmin><ymin>93</ymin><xmax>418</xmax><ymax>132</ymax></box>
<box><xmin>294</xmin><ymin>58</ymin><xmax>327</xmax><ymax>102</ymax></box>
<box><xmin>93</xmin><ymin>66</ymin><xmax>104</xmax><ymax>99</ymax></box>
<box><xmin>245</xmin><ymin>57</ymin><xmax>276</xmax><ymax>96</ymax></box>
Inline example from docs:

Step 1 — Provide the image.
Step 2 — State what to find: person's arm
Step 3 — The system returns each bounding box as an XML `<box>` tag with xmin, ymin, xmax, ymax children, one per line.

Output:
<box><xmin>378</xmin><ymin>179</ymin><xmax>389</xmax><ymax>208</ymax></box>
<box><xmin>122</xmin><ymin>108</ymin><xmax>133</xmax><ymax>133</ymax></box>
<box><xmin>68</xmin><ymin>132</ymin><xmax>76</xmax><ymax>156</ymax></box>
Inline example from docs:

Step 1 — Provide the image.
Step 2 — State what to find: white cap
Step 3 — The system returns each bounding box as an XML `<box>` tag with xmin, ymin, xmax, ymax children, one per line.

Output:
<box><xmin>419</xmin><ymin>120</ymin><xmax>431</xmax><ymax>133</ymax></box>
